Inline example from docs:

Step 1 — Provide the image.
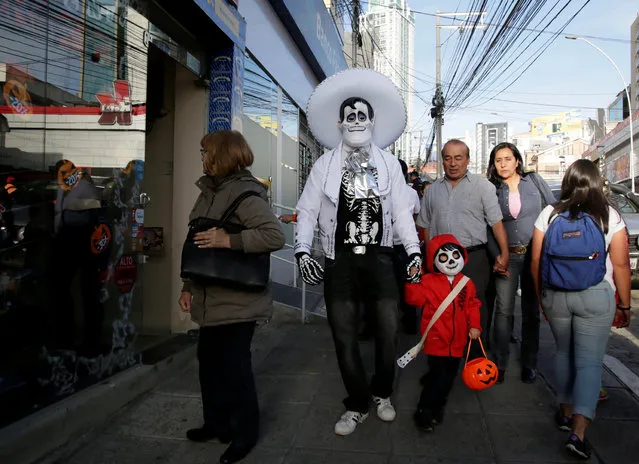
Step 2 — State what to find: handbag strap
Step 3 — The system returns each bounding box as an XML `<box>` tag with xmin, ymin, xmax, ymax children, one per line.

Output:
<box><xmin>416</xmin><ymin>275</ymin><xmax>470</xmax><ymax>349</ymax></box>
<box><xmin>465</xmin><ymin>337</ymin><xmax>488</xmax><ymax>364</ymax></box>
<box><xmin>529</xmin><ymin>172</ymin><xmax>553</xmax><ymax>209</ymax></box>
<box><xmin>218</xmin><ymin>190</ymin><xmax>262</xmax><ymax>226</ymax></box>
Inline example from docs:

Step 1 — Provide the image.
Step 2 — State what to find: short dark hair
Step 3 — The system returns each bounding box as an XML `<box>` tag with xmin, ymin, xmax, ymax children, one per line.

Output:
<box><xmin>409</xmin><ymin>170</ymin><xmax>419</xmax><ymax>179</ymax></box>
<box><xmin>441</xmin><ymin>139</ymin><xmax>470</xmax><ymax>159</ymax></box>
<box><xmin>339</xmin><ymin>97</ymin><xmax>375</xmax><ymax>122</ymax></box>
<box><xmin>486</xmin><ymin>142</ymin><xmax>526</xmax><ymax>185</ymax></box>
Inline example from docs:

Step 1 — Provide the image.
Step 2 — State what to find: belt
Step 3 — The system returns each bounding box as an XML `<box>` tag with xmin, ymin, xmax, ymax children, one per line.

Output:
<box><xmin>466</xmin><ymin>244</ymin><xmax>486</xmax><ymax>252</ymax></box>
<box><xmin>352</xmin><ymin>245</ymin><xmax>367</xmax><ymax>255</ymax></box>
<box><xmin>509</xmin><ymin>245</ymin><xmax>528</xmax><ymax>255</ymax></box>
<box><xmin>343</xmin><ymin>245</ymin><xmax>394</xmax><ymax>255</ymax></box>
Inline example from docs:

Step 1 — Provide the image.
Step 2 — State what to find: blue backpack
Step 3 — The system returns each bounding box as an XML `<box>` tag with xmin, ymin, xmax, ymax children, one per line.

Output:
<box><xmin>541</xmin><ymin>211</ymin><xmax>606</xmax><ymax>291</ymax></box>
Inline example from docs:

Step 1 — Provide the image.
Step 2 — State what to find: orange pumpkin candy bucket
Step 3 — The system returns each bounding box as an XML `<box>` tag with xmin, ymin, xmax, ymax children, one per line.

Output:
<box><xmin>462</xmin><ymin>338</ymin><xmax>498</xmax><ymax>391</ymax></box>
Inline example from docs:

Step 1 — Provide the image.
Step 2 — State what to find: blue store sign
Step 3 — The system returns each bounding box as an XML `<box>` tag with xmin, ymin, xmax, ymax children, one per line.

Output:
<box><xmin>193</xmin><ymin>0</ymin><xmax>247</xmax><ymax>51</ymax></box>
<box><xmin>268</xmin><ymin>0</ymin><xmax>348</xmax><ymax>79</ymax></box>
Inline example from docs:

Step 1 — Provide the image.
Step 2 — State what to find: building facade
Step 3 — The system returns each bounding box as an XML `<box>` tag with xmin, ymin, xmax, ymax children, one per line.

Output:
<box><xmin>475</xmin><ymin>122</ymin><xmax>508</xmax><ymax>175</ymax></box>
<box><xmin>608</xmin><ymin>88</ymin><xmax>630</xmax><ymax>123</ymax></box>
<box><xmin>0</xmin><ymin>0</ymin><xmax>346</xmax><ymax>451</ymax></box>
<box><xmin>631</xmin><ymin>14</ymin><xmax>639</xmax><ymax>112</ymax></box>
<box><xmin>363</xmin><ymin>0</ymin><xmax>414</xmax><ymax>158</ymax></box>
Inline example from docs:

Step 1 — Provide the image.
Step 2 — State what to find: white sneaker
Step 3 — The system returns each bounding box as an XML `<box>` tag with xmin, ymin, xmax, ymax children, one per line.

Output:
<box><xmin>373</xmin><ymin>396</ymin><xmax>396</xmax><ymax>422</ymax></box>
<box><xmin>334</xmin><ymin>410</ymin><xmax>369</xmax><ymax>436</ymax></box>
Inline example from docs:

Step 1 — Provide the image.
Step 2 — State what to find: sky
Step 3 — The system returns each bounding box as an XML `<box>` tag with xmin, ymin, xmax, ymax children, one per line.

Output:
<box><xmin>404</xmin><ymin>0</ymin><xmax>639</xmax><ymax>144</ymax></box>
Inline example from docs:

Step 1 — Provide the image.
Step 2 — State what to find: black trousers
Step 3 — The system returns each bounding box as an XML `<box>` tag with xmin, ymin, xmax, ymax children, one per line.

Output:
<box><xmin>325</xmin><ymin>248</ymin><xmax>399</xmax><ymax>413</ymax></box>
<box><xmin>462</xmin><ymin>248</ymin><xmax>491</xmax><ymax>358</ymax></box>
<box><xmin>393</xmin><ymin>245</ymin><xmax>417</xmax><ymax>333</ymax></box>
<box><xmin>418</xmin><ymin>355</ymin><xmax>462</xmax><ymax>414</ymax></box>
<box><xmin>197</xmin><ymin>322</ymin><xmax>258</xmax><ymax>447</ymax></box>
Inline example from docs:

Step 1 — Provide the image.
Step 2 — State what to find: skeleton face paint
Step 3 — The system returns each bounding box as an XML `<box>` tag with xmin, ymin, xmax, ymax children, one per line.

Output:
<box><xmin>340</xmin><ymin>102</ymin><xmax>374</xmax><ymax>148</ymax></box>
<box><xmin>434</xmin><ymin>245</ymin><xmax>465</xmax><ymax>276</ymax></box>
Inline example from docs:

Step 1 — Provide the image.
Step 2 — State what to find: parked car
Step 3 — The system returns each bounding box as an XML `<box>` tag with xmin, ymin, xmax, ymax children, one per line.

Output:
<box><xmin>549</xmin><ymin>181</ymin><xmax>639</xmax><ymax>282</ymax></box>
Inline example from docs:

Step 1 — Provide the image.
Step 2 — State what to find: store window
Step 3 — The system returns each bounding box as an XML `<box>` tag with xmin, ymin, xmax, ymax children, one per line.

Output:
<box><xmin>0</xmin><ymin>0</ymin><xmax>151</xmax><ymax>426</ymax></box>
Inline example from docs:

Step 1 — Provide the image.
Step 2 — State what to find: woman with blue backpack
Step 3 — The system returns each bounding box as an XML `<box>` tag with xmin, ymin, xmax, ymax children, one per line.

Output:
<box><xmin>530</xmin><ymin>159</ymin><xmax>631</xmax><ymax>460</ymax></box>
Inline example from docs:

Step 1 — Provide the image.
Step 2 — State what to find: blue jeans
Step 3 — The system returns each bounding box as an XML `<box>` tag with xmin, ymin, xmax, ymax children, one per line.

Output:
<box><xmin>541</xmin><ymin>281</ymin><xmax>615</xmax><ymax>419</ymax></box>
<box><xmin>493</xmin><ymin>252</ymin><xmax>539</xmax><ymax>370</ymax></box>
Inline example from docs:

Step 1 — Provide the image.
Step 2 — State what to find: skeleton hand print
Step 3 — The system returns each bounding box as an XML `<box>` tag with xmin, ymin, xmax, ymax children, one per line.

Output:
<box><xmin>406</xmin><ymin>254</ymin><xmax>423</xmax><ymax>283</ymax></box>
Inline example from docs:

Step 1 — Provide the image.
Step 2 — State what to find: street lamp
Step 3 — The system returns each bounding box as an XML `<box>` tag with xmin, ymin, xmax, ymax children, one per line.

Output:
<box><xmin>565</xmin><ymin>34</ymin><xmax>635</xmax><ymax>193</ymax></box>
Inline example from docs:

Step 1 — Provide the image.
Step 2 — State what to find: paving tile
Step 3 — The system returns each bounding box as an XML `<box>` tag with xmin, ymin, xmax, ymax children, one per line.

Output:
<box><xmin>312</xmin><ymin>374</ymin><xmax>348</xmax><ymax>406</ymax></box>
<box><xmin>390</xmin><ymin>412</ymin><xmax>491</xmax><ymax>459</ymax></box>
<box><xmin>112</xmin><ymin>393</ymin><xmax>203</xmax><ymax>439</ymax></box>
<box><xmin>258</xmin><ymin>401</ymin><xmax>311</xmax><ymax>448</ymax></box>
<box><xmin>478</xmin><ymin>380</ymin><xmax>555</xmax><ymax>416</ymax></box>
<box><xmin>65</xmin><ymin>434</ymin><xmax>180</xmax><ymax>464</ymax></box>
<box><xmin>165</xmin><ymin>442</ymin><xmax>286</xmax><ymax>464</ymax></box>
<box><xmin>588</xmin><ymin>419</ymin><xmax>639</xmax><ymax>463</ymax></box>
<box><xmin>275</xmin><ymin>324</ymin><xmax>335</xmax><ymax>351</ymax></box>
<box><xmin>283</xmin><ymin>448</ymin><xmax>388</xmax><ymax>464</ymax></box>
<box><xmin>256</xmin><ymin>373</ymin><xmax>321</xmax><ymax>404</ymax></box>
<box><xmin>255</xmin><ymin>346</ymin><xmax>332</xmax><ymax>375</ymax></box>
<box><xmin>594</xmin><ymin>388</ymin><xmax>639</xmax><ymax>420</ymax></box>
<box><xmin>485</xmin><ymin>414</ymin><xmax>575</xmax><ymax>463</ymax></box>
<box><xmin>293</xmin><ymin>404</ymin><xmax>391</xmax><ymax>453</ymax></box>
<box><xmin>155</xmin><ymin>362</ymin><xmax>200</xmax><ymax>397</ymax></box>
<box><xmin>389</xmin><ymin>457</ymin><xmax>494</xmax><ymax>464</ymax></box>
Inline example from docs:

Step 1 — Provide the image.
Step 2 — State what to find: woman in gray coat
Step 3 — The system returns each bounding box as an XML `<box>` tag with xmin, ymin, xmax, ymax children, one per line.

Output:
<box><xmin>178</xmin><ymin>130</ymin><xmax>285</xmax><ymax>464</ymax></box>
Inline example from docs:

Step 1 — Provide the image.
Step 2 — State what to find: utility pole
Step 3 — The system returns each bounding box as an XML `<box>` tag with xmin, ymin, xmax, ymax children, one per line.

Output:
<box><xmin>432</xmin><ymin>11</ymin><xmax>486</xmax><ymax>178</ymax></box>
<box><xmin>352</xmin><ymin>0</ymin><xmax>360</xmax><ymax>68</ymax></box>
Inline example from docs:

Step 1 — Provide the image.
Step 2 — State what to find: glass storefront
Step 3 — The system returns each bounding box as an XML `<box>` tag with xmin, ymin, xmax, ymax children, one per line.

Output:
<box><xmin>0</xmin><ymin>0</ymin><xmax>163</xmax><ymax>426</ymax></box>
<box><xmin>241</xmin><ymin>53</ymin><xmax>322</xmax><ymax>294</ymax></box>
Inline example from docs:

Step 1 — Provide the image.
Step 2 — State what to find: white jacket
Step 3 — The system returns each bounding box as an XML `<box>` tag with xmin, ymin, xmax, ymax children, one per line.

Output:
<box><xmin>294</xmin><ymin>143</ymin><xmax>420</xmax><ymax>260</ymax></box>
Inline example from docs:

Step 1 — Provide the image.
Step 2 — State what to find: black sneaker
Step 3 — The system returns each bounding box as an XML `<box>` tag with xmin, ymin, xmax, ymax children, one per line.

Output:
<box><xmin>521</xmin><ymin>367</ymin><xmax>537</xmax><ymax>384</ymax></box>
<box><xmin>554</xmin><ymin>411</ymin><xmax>572</xmax><ymax>432</ymax></box>
<box><xmin>414</xmin><ymin>408</ymin><xmax>434</xmax><ymax>432</ymax></box>
<box><xmin>186</xmin><ymin>427</ymin><xmax>231</xmax><ymax>444</ymax></box>
<box><xmin>566</xmin><ymin>433</ymin><xmax>591</xmax><ymax>459</ymax></box>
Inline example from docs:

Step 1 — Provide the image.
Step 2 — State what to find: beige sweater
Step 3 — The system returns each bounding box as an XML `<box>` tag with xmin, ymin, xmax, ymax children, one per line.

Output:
<box><xmin>182</xmin><ymin>171</ymin><xmax>285</xmax><ymax>326</ymax></box>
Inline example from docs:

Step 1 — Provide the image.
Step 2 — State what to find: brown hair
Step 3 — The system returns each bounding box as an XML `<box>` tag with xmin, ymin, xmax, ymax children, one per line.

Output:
<box><xmin>200</xmin><ymin>130</ymin><xmax>254</xmax><ymax>177</ymax></box>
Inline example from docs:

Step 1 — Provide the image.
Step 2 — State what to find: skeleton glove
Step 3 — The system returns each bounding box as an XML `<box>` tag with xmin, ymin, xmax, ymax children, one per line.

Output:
<box><xmin>406</xmin><ymin>253</ymin><xmax>423</xmax><ymax>284</ymax></box>
<box><xmin>297</xmin><ymin>253</ymin><xmax>324</xmax><ymax>286</ymax></box>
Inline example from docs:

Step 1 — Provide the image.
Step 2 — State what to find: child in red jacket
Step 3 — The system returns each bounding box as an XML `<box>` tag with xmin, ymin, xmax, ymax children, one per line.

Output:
<box><xmin>405</xmin><ymin>234</ymin><xmax>481</xmax><ymax>432</ymax></box>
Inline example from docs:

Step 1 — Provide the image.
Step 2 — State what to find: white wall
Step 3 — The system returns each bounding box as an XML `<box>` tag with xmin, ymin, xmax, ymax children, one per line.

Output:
<box><xmin>170</xmin><ymin>65</ymin><xmax>208</xmax><ymax>334</ymax></box>
<box><xmin>239</xmin><ymin>0</ymin><xmax>318</xmax><ymax>109</ymax></box>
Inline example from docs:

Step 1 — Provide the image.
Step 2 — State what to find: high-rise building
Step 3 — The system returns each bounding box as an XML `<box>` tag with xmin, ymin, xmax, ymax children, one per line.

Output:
<box><xmin>475</xmin><ymin>122</ymin><xmax>508</xmax><ymax>174</ymax></box>
<box><xmin>363</xmin><ymin>0</ymin><xmax>415</xmax><ymax>158</ymax></box>
<box><xmin>631</xmin><ymin>14</ymin><xmax>639</xmax><ymax>112</ymax></box>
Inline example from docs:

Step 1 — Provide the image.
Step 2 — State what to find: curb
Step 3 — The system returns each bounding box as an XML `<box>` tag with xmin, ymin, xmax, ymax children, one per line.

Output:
<box><xmin>0</xmin><ymin>344</ymin><xmax>196</xmax><ymax>464</ymax></box>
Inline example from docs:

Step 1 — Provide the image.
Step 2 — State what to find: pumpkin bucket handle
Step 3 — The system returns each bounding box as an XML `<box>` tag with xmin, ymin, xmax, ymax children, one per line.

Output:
<box><xmin>465</xmin><ymin>338</ymin><xmax>488</xmax><ymax>365</ymax></box>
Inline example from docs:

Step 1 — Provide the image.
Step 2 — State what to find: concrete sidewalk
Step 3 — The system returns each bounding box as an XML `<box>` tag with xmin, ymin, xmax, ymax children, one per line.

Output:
<box><xmin>51</xmin><ymin>308</ymin><xmax>639</xmax><ymax>464</ymax></box>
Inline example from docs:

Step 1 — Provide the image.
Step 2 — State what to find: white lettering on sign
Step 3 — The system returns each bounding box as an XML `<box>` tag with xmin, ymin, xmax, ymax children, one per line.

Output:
<box><xmin>316</xmin><ymin>12</ymin><xmax>339</xmax><ymax>74</ymax></box>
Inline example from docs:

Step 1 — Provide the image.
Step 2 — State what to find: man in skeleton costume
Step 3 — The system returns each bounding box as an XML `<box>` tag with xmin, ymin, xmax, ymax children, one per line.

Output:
<box><xmin>295</xmin><ymin>69</ymin><xmax>422</xmax><ymax>436</ymax></box>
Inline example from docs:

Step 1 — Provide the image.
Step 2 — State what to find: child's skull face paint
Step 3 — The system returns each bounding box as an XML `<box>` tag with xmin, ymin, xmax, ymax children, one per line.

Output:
<box><xmin>340</xmin><ymin>102</ymin><xmax>374</xmax><ymax>148</ymax></box>
<box><xmin>434</xmin><ymin>246</ymin><xmax>465</xmax><ymax>276</ymax></box>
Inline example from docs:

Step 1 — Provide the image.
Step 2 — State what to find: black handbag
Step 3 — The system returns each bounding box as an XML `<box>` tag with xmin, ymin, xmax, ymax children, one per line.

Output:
<box><xmin>180</xmin><ymin>191</ymin><xmax>270</xmax><ymax>290</ymax></box>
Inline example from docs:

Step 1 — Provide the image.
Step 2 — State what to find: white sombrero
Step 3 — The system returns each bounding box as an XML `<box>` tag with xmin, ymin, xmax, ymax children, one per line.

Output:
<box><xmin>306</xmin><ymin>68</ymin><xmax>407</xmax><ymax>150</ymax></box>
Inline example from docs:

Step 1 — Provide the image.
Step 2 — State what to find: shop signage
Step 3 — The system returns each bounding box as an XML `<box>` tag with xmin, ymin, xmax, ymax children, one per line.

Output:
<box><xmin>96</xmin><ymin>80</ymin><xmax>133</xmax><ymax>125</ymax></box>
<box><xmin>193</xmin><ymin>0</ymin><xmax>246</xmax><ymax>50</ymax></box>
<box><xmin>268</xmin><ymin>0</ymin><xmax>347</xmax><ymax>78</ymax></box>
<box><xmin>2</xmin><ymin>80</ymin><xmax>32</xmax><ymax>118</ymax></box>
<box><xmin>114</xmin><ymin>254</ymin><xmax>137</xmax><ymax>293</ymax></box>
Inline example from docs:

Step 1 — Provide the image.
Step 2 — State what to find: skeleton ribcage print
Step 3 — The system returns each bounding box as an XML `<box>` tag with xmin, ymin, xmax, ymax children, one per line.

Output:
<box><xmin>340</xmin><ymin>169</ymin><xmax>382</xmax><ymax>246</ymax></box>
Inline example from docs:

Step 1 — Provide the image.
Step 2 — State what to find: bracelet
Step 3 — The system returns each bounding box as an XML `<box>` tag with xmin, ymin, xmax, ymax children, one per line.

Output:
<box><xmin>616</xmin><ymin>304</ymin><xmax>631</xmax><ymax>311</ymax></box>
